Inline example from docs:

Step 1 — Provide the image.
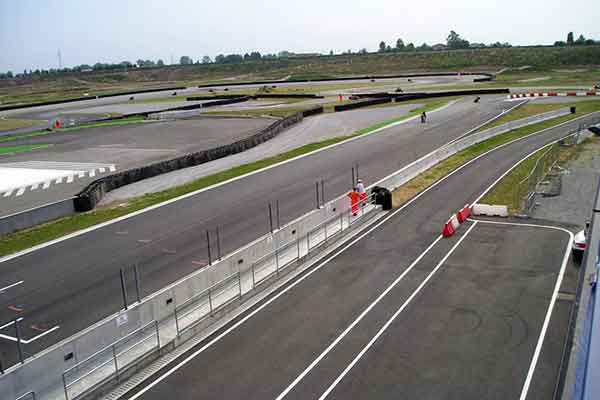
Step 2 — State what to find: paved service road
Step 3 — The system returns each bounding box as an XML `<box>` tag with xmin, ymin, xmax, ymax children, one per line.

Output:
<box><xmin>124</xmin><ymin>113</ymin><xmax>580</xmax><ymax>400</ymax></box>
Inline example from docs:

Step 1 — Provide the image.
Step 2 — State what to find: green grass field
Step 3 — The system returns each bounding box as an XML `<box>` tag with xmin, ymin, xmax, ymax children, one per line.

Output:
<box><xmin>0</xmin><ymin>144</ymin><xmax>50</xmax><ymax>155</ymax></box>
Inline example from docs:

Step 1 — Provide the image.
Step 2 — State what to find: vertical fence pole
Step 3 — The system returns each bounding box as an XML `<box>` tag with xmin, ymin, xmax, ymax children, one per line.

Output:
<box><xmin>340</xmin><ymin>213</ymin><xmax>343</xmax><ymax>232</ymax></box>
<box><xmin>268</xmin><ymin>203</ymin><xmax>274</xmax><ymax>233</ymax></box>
<box><xmin>174</xmin><ymin>306</ymin><xmax>180</xmax><ymax>336</ymax></box>
<box><xmin>206</xmin><ymin>231</ymin><xmax>212</xmax><ymax>266</ymax></box>
<box><xmin>119</xmin><ymin>269</ymin><xmax>128</xmax><ymax>310</ymax></box>
<box><xmin>297</xmin><ymin>237</ymin><xmax>301</xmax><ymax>259</ymax></box>
<box><xmin>321</xmin><ymin>180</ymin><xmax>325</xmax><ymax>207</ymax></box>
<box><xmin>133</xmin><ymin>264</ymin><xmax>141</xmax><ymax>303</ymax></box>
<box><xmin>351</xmin><ymin>167</ymin><xmax>355</xmax><ymax>189</ymax></box>
<box><xmin>216</xmin><ymin>226</ymin><xmax>222</xmax><ymax>260</ymax></box>
<box><xmin>251</xmin><ymin>263</ymin><xmax>256</xmax><ymax>288</ymax></box>
<box><xmin>112</xmin><ymin>345</ymin><xmax>119</xmax><ymax>378</ymax></box>
<box><xmin>307</xmin><ymin>232</ymin><xmax>310</xmax><ymax>252</ymax></box>
<box><xmin>63</xmin><ymin>373</ymin><xmax>69</xmax><ymax>400</ymax></box>
<box><xmin>0</xmin><ymin>356</ymin><xmax>3</xmax><ymax>374</ymax></box>
<box><xmin>238</xmin><ymin>271</ymin><xmax>242</xmax><ymax>298</ymax></box>
<box><xmin>155</xmin><ymin>320</ymin><xmax>161</xmax><ymax>350</ymax></box>
<box><xmin>275</xmin><ymin>248</ymin><xmax>280</xmax><ymax>276</ymax></box>
<box><xmin>15</xmin><ymin>318</ymin><xmax>24</xmax><ymax>364</ymax></box>
<box><xmin>276</xmin><ymin>200</ymin><xmax>281</xmax><ymax>230</ymax></box>
<box><xmin>356</xmin><ymin>164</ymin><xmax>359</xmax><ymax>181</ymax></box>
<box><xmin>315</xmin><ymin>182</ymin><xmax>320</xmax><ymax>209</ymax></box>
<box><xmin>208</xmin><ymin>289</ymin><xmax>213</xmax><ymax>315</ymax></box>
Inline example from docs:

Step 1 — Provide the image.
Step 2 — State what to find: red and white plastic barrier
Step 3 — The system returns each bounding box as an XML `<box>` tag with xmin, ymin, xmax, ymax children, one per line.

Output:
<box><xmin>508</xmin><ymin>92</ymin><xmax>599</xmax><ymax>99</ymax></box>
<box><xmin>442</xmin><ymin>204</ymin><xmax>472</xmax><ymax>237</ymax></box>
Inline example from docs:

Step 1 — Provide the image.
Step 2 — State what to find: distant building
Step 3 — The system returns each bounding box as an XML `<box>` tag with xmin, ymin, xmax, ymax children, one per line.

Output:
<box><xmin>432</xmin><ymin>44</ymin><xmax>447</xmax><ymax>51</ymax></box>
<box><xmin>80</xmin><ymin>68</ymin><xmax>93</xmax><ymax>73</ymax></box>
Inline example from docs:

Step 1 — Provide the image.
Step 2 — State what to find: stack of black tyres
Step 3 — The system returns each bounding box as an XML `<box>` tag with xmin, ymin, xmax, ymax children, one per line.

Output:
<box><xmin>370</xmin><ymin>186</ymin><xmax>392</xmax><ymax>211</ymax></box>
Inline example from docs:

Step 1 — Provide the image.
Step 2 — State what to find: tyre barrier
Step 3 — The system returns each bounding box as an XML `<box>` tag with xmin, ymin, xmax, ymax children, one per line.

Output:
<box><xmin>73</xmin><ymin>106</ymin><xmax>324</xmax><ymax>211</ymax></box>
<box><xmin>351</xmin><ymin>88</ymin><xmax>509</xmax><ymax>100</ymax></box>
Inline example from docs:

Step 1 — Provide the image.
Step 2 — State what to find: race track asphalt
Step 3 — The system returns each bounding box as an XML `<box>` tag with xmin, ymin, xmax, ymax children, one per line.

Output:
<box><xmin>124</xmin><ymin>113</ymin><xmax>584</xmax><ymax>400</ymax></box>
<box><xmin>0</xmin><ymin>96</ymin><xmax>515</xmax><ymax>365</ymax></box>
<box><xmin>0</xmin><ymin>117</ymin><xmax>271</xmax><ymax>215</ymax></box>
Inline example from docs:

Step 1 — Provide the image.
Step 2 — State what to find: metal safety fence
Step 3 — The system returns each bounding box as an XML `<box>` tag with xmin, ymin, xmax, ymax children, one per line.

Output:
<box><xmin>514</xmin><ymin>116</ymin><xmax>600</xmax><ymax>214</ymax></box>
<box><xmin>56</xmin><ymin>194</ymin><xmax>379</xmax><ymax>400</ymax></box>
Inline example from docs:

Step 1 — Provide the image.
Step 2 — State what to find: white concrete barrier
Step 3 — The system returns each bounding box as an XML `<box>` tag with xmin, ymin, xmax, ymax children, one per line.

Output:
<box><xmin>471</xmin><ymin>204</ymin><xmax>509</xmax><ymax>217</ymax></box>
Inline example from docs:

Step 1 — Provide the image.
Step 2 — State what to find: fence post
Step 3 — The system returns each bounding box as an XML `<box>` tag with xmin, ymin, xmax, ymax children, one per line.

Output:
<box><xmin>216</xmin><ymin>226</ymin><xmax>222</xmax><ymax>260</ymax></box>
<box><xmin>275</xmin><ymin>248</ymin><xmax>280</xmax><ymax>276</ymax></box>
<box><xmin>307</xmin><ymin>232</ymin><xmax>310</xmax><ymax>252</ymax></box>
<box><xmin>276</xmin><ymin>200</ymin><xmax>281</xmax><ymax>230</ymax></box>
<box><xmin>13</xmin><ymin>318</ymin><xmax>24</xmax><ymax>364</ymax></box>
<box><xmin>340</xmin><ymin>213</ymin><xmax>343</xmax><ymax>232</ymax></box>
<box><xmin>133</xmin><ymin>264</ymin><xmax>141</xmax><ymax>303</ymax></box>
<box><xmin>0</xmin><ymin>356</ymin><xmax>3</xmax><ymax>374</ymax></box>
<box><xmin>174</xmin><ymin>306</ymin><xmax>180</xmax><ymax>336</ymax></box>
<box><xmin>208</xmin><ymin>289</ymin><xmax>213</xmax><ymax>315</ymax></box>
<box><xmin>119</xmin><ymin>269</ymin><xmax>128</xmax><ymax>310</ymax></box>
<box><xmin>112</xmin><ymin>345</ymin><xmax>120</xmax><ymax>380</ymax></box>
<box><xmin>238</xmin><ymin>271</ymin><xmax>242</xmax><ymax>298</ymax></box>
<box><xmin>63</xmin><ymin>373</ymin><xmax>69</xmax><ymax>400</ymax></box>
<box><xmin>356</xmin><ymin>164</ymin><xmax>359</xmax><ymax>181</ymax></box>
<box><xmin>206</xmin><ymin>231</ymin><xmax>212</xmax><ymax>266</ymax></box>
<box><xmin>251</xmin><ymin>263</ymin><xmax>256</xmax><ymax>288</ymax></box>
<box><xmin>268</xmin><ymin>203</ymin><xmax>274</xmax><ymax>233</ymax></box>
<box><xmin>297</xmin><ymin>237</ymin><xmax>301</xmax><ymax>259</ymax></box>
<box><xmin>315</xmin><ymin>182</ymin><xmax>320</xmax><ymax>209</ymax></box>
<box><xmin>321</xmin><ymin>180</ymin><xmax>325</xmax><ymax>206</ymax></box>
<box><xmin>155</xmin><ymin>320</ymin><xmax>161</xmax><ymax>350</ymax></box>
<box><xmin>351</xmin><ymin>167</ymin><xmax>355</xmax><ymax>189</ymax></box>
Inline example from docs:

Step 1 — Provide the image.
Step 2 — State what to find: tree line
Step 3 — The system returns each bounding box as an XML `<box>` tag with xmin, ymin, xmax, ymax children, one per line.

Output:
<box><xmin>377</xmin><ymin>30</ymin><xmax>511</xmax><ymax>53</ymax></box>
<box><xmin>554</xmin><ymin>32</ymin><xmax>598</xmax><ymax>47</ymax></box>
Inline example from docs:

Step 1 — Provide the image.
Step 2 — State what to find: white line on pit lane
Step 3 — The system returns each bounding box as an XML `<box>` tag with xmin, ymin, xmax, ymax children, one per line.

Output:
<box><xmin>0</xmin><ymin>280</ymin><xmax>24</xmax><ymax>294</ymax></box>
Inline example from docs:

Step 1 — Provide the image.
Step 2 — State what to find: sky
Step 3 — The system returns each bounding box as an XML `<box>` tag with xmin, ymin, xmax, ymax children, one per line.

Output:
<box><xmin>0</xmin><ymin>0</ymin><xmax>598</xmax><ymax>73</ymax></box>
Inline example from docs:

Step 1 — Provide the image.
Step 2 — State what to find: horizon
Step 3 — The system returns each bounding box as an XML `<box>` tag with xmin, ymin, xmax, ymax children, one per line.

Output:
<box><xmin>1</xmin><ymin>0</ymin><xmax>599</xmax><ymax>73</ymax></box>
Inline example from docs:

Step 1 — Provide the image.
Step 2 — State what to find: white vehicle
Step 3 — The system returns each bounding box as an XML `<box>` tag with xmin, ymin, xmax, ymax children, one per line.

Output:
<box><xmin>572</xmin><ymin>221</ymin><xmax>590</xmax><ymax>261</ymax></box>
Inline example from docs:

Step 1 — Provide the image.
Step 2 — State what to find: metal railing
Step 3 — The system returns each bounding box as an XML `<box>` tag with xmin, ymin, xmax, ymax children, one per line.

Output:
<box><xmin>54</xmin><ymin>192</ymin><xmax>379</xmax><ymax>400</ymax></box>
<box><xmin>172</xmin><ymin>192</ymin><xmax>378</xmax><ymax>337</ymax></box>
<box><xmin>61</xmin><ymin>320</ymin><xmax>160</xmax><ymax>400</ymax></box>
<box><xmin>513</xmin><ymin>116</ymin><xmax>600</xmax><ymax>214</ymax></box>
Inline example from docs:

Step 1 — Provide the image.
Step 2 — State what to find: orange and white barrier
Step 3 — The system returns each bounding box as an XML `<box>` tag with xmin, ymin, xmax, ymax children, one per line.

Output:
<box><xmin>442</xmin><ymin>204</ymin><xmax>472</xmax><ymax>237</ymax></box>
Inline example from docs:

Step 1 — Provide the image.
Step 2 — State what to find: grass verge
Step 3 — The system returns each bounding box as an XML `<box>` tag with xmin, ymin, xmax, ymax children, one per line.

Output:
<box><xmin>391</xmin><ymin>110</ymin><xmax>597</xmax><ymax>208</ymax></box>
<box><xmin>0</xmin><ymin>118</ymin><xmax>46</xmax><ymax>131</ymax></box>
<box><xmin>0</xmin><ymin>144</ymin><xmax>50</xmax><ymax>155</ymax></box>
<box><xmin>0</xmin><ymin>116</ymin><xmax>152</xmax><ymax>144</ymax></box>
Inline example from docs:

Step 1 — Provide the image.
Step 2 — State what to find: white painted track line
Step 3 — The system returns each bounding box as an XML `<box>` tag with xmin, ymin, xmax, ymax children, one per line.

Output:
<box><xmin>0</xmin><ymin>280</ymin><xmax>24</xmax><ymax>293</ymax></box>
<box><xmin>316</xmin><ymin>221</ymin><xmax>478</xmax><ymax>400</ymax></box>
<box><xmin>469</xmin><ymin>218</ymin><xmax>574</xmax><ymax>400</ymax></box>
<box><xmin>275</xmin><ymin>234</ymin><xmax>444</xmax><ymax>400</ymax></box>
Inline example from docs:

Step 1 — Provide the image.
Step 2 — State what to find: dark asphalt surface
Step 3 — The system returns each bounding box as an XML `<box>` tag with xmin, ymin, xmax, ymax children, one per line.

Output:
<box><xmin>0</xmin><ymin>97</ymin><xmax>507</xmax><ymax>364</ymax></box>
<box><xmin>0</xmin><ymin>117</ymin><xmax>271</xmax><ymax>215</ymax></box>
<box><xmin>125</xmin><ymin>115</ymin><xmax>580</xmax><ymax>400</ymax></box>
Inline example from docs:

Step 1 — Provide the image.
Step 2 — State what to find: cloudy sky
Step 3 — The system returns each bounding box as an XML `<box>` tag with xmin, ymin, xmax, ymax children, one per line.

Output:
<box><xmin>0</xmin><ymin>0</ymin><xmax>598</xmax><ymax>72</ymax></box>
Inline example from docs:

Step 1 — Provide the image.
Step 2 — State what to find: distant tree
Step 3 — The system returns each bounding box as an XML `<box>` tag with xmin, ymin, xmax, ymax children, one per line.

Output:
<box><xmin>223</xmin><ymin>54</ymin><xmax>243</xmax><ymax>63</ymax></box>
<box><xmin>554</xmin><ymin>41</ymin><xmax>567</xmax><ymax>47</ymax></box>
<box><xmin>386</xmin><ymin>45</ymin><xmax>392</xmax><ymax>52</ymax></box>
<box><xmin>358</xmin><ymin>48</ymin><xmax>368</xmax><ymax>54</ymax></box>
<box><xmin>156</xmin><ymin>59</ymin><xmax>165</xmax><ymax>67</ymax></box>
<box><xmin>585</xmin><ymin>39</ymin><xmax>596</xmax><ymax>45</ymax></box>
<box><xmin>446</xmin><ymin>30</ymin><xmax>470</xmax><ymax>49</ymax></box>
<box><xmin>202</xmin><ymin>56</ymin><xmax>212</xmax><ymax>64</ymax></box>
<box><xmin>395</xmin><ymin>38</ymin><xmax>405</xmax><ymax>51</ymax></box>
<box><xmin>406</xmin><ymin>43</ymin><xmax>415</xmax><ymax>51</ymax></box>
<box><xmin>136</xmin><ymin>59</ymin><xmax>144</xmax><ymax>67</ymax></box>
<box><xmin>379</xmin><ymin>41</ymin><xmax>386</xmax><ymax>52</ymax></box>
<box><xmin>215</xmin><ymin>54</ymin><xmax>225</xmax><ymax>63</ymax></box>
<box><xmin>575</xmin><ymin>34</ymin><xmax>586</xmax><ymax>45</ymax></box>
<box><xmin>179</xmin><ymin>56</ymin><xmax>192</xmax><ymax>65</ymax></box>
<box><xmin>567</xmin><ymin>32</ymin><xmax>574</xmax><ymax>46</ymax></box>
<box><xmin>6</xmin><ymin>71</ymin><xmax>12</xmax><ymax>78</ymax></box>
<box><xmin>329</xmin><ymin>50</ymin><xmax>334</xmax><ymax>56</ymax></box>
<box><xmin>278</xmin><ymin>51</ymin><xmax>291</xmax><ymax>58</ymax></box>
<box><xmin>418</xmin><ymin>43</ymin><xmax>432</xmax><ymax>51</ymax></box>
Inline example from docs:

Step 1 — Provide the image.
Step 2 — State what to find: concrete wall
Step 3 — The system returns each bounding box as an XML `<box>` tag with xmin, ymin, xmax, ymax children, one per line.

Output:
<box><xmin>0</xmin><ymin>198</ymin><xmax>76</xmax><ymax>236</ymax></box>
